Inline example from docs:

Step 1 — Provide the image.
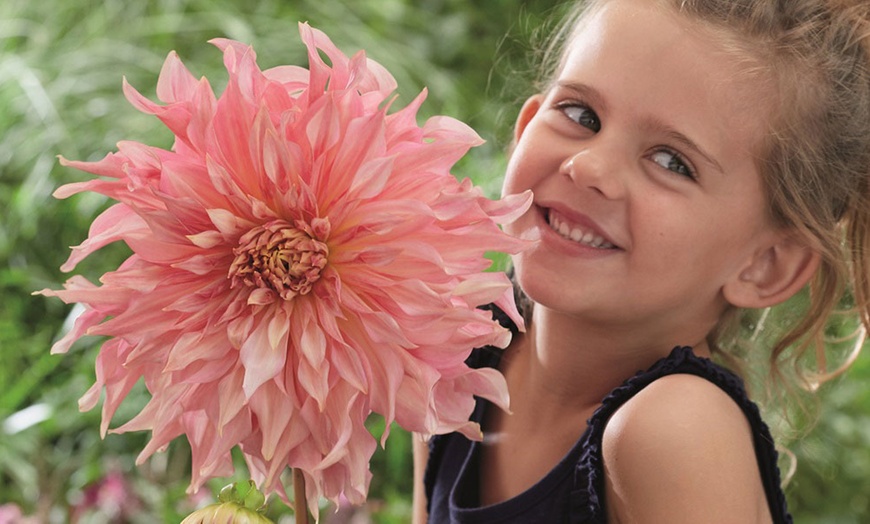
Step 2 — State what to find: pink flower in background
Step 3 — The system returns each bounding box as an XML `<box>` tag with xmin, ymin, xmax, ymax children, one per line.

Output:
<box><xmin>37</xmin><ymin>23</ymin><xmax>530</xmax><ymax>515</ymax></box>
<box><xmin>0</xmin><ymin>504</ymin><xmax>38</xmax><ymax>524</ymax></box>
<box><xmin>71</xmin><ymin>469</ymin><xmax>140</xmax><ymax>522</ymax></box>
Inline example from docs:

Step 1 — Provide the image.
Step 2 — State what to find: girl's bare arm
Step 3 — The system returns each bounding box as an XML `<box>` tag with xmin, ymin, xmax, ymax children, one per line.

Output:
<box><xmin>412</xmin><ymin>434</ymin><xmax>430</xmax><ymax>524</ymax></box>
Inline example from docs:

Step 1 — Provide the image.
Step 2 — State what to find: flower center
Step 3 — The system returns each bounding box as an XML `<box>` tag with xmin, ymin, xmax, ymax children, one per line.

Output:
<box><xmin>229</xmin><ymin>218</ymin><xmax>329</xmax><ymax>301</ymax></box>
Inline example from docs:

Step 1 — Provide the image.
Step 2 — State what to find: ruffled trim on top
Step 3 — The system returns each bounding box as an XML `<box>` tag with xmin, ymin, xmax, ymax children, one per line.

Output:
<box><xmin>573</xmin><ymin>346</ymin><xmax>792</xmax><ymax>524</ymax></box>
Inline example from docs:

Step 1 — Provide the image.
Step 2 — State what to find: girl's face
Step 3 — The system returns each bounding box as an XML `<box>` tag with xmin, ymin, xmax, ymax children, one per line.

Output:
<box><xmin>504</xmin><ymin>0</ymin><xmax>778</xmax><ymax>348</ymax></box>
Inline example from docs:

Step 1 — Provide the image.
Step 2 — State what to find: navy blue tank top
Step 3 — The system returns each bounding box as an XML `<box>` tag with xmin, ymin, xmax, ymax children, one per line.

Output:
<box><xmin>424</xmin><ymin>316</ymin><xmax>792</xmax><ymax>523</ymax></box>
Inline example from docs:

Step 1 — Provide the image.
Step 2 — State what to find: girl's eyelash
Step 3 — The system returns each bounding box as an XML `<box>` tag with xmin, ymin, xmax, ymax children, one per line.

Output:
<box><xmin>553</xmin><ymin>99</ymin><xmax>591</xmax><ymax>115</ymax></box>
<box><xmin>553</xmin><ymin>100</ymin><xmax>601</xmax><ymax>132</ymax></box>
<box><xmin>650</xmin><ymin>148</ymin><xmax>697</xmax><ymax>181</ymax></box>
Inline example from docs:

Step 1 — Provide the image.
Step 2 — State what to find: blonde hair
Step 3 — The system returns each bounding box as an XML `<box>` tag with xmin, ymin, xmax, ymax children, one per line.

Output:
<box><xmin>530</xmin><ymin>0</ymin><xmax>870</xmax><ymax>393</ymax></box>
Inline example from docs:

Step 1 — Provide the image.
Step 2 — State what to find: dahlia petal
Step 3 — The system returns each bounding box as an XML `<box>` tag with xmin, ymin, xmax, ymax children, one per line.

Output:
<box><xmin>493</xmin><ymin>284</ymin><xmax>526</xmax><ymax>334</ymax></box>
<box><xmin>156</xmin><ymin>51</ymin><xmax>200</xmax><ymax>104</ymax></box>
<box><xmin>299</xmin><ymin>316</ymin><xmax>327</xmax><ymax>369</ymax></box>
<box><xmin>89</xmin><ymin>290</ymin><xmax>188</xmax><ymax>338</ymax></box>
<box><xmin>164</xmin><ymin>331</ymin><xmax>209</xmax><ymax>372</ymax></box>
<box><xmin>185</xmin><ymin>79</ymin><xmax>218</xmax><ymax>154</ymax></box>
<box><xmin>206</xmin><ymin>207</ymin><xmax>253</xmax><ymax>237</ymax></box>
<box><xmin>100</xmin><ymin>376</ymin><xmax>141</xmax><ymax>436</ymax></box>
<box><xmin>188</xmin><ymin>412</ymin><xmax>251</xmax><ymax>493</ymax></box>
<box><xmin>351</xmin><ymin>245</ymin><xmax>403</xmax><ymax>267</ymax></box>
<box><xmin>117</xmin><ymin>386</ymin><xmax>183</xmax><ymax>442</ymax></box>
<box><xmin>296</xmin><ymin>351</ymin><xmax>330</xmax><ymax>411</ymax></box>
<box><xmin>123</xmin><ymin>77</ymin><xmax>167</xmax><ymax>116</ymax></box>
<box><xmin>304</xmin><ymin>97</ymin><xmax>343</xmax><ymax>165</ymax></box>
<box><xmin>390</xmin><ymin>123</ymin><xmax>481</xmax><ymax>177</ymax></box>
<box><xmin>329</xmin><ymin>339</ymin><xmax>368</xmax><ymax>394</ymax></box>
<box><xmin>78</xmin><ymin>380</ymin><xmax>103</xmax><ymax>413</ymax></box>
<box><xmin>262</xmin><ymin>64</ymin><xmax>309</xmax><ymax>86</ymax></box>
<box><xmin>211</xmin><ymin>91</ymin><xmax>258</xmax><ymax>196</ymax></box>
<box><xmin>348</xmin><ymin>156</ymin><xmax>393</xmax><ymax>201</ymax></box>
<box><xmin>394</xmin><ymin>366</ymin><xmax>442</xmax><ymax>434</ymax></box>
<box><xmin>298</xmin><ymin>23</ymin><xmax>338</xmax><ymax>99</ymax></box>
<box><xmin>227</xmin><ymin>313</ymin><xmax>255</xmax><ymax>349</ymax></box>
<box><xmin>380</xmin><ymin>279</ymin><xmax>443</xmax><ymax>316</ymax></box>
<box><xmin>260</xmin><ymin>119</ymin><xmax>292</xmax><ymax>190</ymax></box>
<box><xmin>206</xmin><ymin>154</ymin><xmax>243</xmax><ymax>199</ymax></box>
<box><xmin>339</xmin><ymin>199</ymin><xmax>434</xmax><ymax>238</ymax></box>
<box><xmin>357</xmin><ymin>55</ymin><xmax>398</xmax><ymax>99</ymax></box>
<box><xmin>196</xmin><ymin>408</ymin><xmax>252</xmax><ymax>482</ymax></box>
<box><xmin>218</xmin><ymin>369</ymin><xmax>247</xmax><ymax>429</ymax></box>
<box><xmin>57</xmin><ymin>153</ymin><xmax>126</xmax><ymax>181</ymax></box>
<box><xmin>240</xmin><ymin>314</ymin><xmax>288</xmax><ymax>398</ymax></box>
<box><xmin>384</xmin><ymin>89</ymin><xmax>426</xmax><ymax>144</ymax></box>
<box><xmin>247</xmin><ymin>287</ymin><xmax>276</xmax><ymax>305</ymax></box>
<box><xmin>49</xmin><ymin>307</ymin><xmax>103</xmax><ymax>355</ymax></box>
<box><xmin>50</xmin><ymin>179</ymin><xmax>116</xmax><ymax>202</ymax></box>
<box><xmin>161</xmin><ymin>158</ymin><xmax>222</xmax><ymax>209</ymax></box>
<box><xmin>457</xmin><ymin>367</ymin><xmax>510</xmax><ymax>413</ymax></box>
<box><xmin>480</xmin><ymin>188</ymin><xmax>534</xmax><ymax>224</ymax></box>
<box><xmin>123</xmin><ymin>78</ymin><xmax>193</xmax><ymax>140</ymax></box>
<box><xmin>37</xmin><ymin>274</ymin><xmax>131</xmax><ymax>312</ymax></box>
<box><xmin>116</xmin><ymin>140</ymin><xmax>165</xmax><ymax>171</ymax></box>
<box><xmin>249</xmin><ymin>197</ymin><xmax>277</xmax><ymax>222</ymax></box>
<box><xmin>317</xmin><ymin>112</ymin><xmax>389</xmax><ymax>206</ymax></box>
<box><xmin>248</xmin><ymin>382</ymin><xmax>293</xmax><ymax>461</ymax></box>
<box><xmin>426</xmin><ymin>112</ymin><xmax>484</xmax><ymax>139</ymax></box>
<box><xmin>453</xmin><ymin>273</ymin><xmax>515</xmax><ymax>308</ymax></box>
<box><xmin>210</xmin><ymin>38</ymin><xmax>257</xmax><ymax>76</ymax></box>
<box><xmin>162</xmin><ymin>279</ymin><xmax>226</xmax><ymax>314</ymax></box>
<box><xmin>186</xmin><ymin>230</ymin><xmax>224</xmax><ymax>249</ymax></box>
<box><xmin>171</xmin><ymin>254</ymin><xmax>218</xmax><ymax>275</ymax></box>
<box><xmin>180</xmin><ymin>357</ymin><xmax>236</xmax><ymax>385</ymax></box>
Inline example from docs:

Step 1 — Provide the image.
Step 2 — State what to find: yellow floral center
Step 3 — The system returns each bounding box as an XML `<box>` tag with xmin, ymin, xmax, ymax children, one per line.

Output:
<box><xmin>229</xmin><ymin>218</ymin><xmax>329</xmax><ymax>301</ymax></box>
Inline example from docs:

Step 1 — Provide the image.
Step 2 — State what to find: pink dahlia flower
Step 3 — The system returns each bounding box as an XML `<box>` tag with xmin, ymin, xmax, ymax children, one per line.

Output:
<box><xmin>38</xmin><ymin>23</ymin><xmax>530</xmax><ymax>515</ymax></box>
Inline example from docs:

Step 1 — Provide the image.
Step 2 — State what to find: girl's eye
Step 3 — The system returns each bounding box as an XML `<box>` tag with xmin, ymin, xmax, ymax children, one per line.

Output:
<box><xmin>561</xmin><ymin>105</ymin><xmax>601</xmax><ymax>133</ymax></box>
<box><xmin>650</xmin><ymin>150</ymin><xmax>695</xmax><ymax>180</ymax></box>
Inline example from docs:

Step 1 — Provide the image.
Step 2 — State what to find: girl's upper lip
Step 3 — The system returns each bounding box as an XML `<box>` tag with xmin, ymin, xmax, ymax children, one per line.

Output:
<box><xmin>538</xmin><ymin>201</ymin><xmax>625</xmax><ymax>250</ymax></box>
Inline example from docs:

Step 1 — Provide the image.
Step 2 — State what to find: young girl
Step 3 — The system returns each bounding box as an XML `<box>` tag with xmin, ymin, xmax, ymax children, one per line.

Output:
<box><xmin>413</xmin><ymin>0</ymin><xmax>870</xmax><ymax>522</ymax></box>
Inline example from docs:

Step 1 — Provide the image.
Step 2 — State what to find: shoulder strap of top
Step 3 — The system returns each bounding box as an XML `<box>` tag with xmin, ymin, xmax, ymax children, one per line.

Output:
<box><xmin>573</xmin><ymin>346</ymin><xmax>793</xmax><ymax>524</ymax></box>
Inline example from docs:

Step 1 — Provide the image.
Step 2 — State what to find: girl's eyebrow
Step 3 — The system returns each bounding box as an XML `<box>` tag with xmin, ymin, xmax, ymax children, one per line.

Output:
<box><xmin>645</xmin><ymin>117</ymin><xmax>725</xmax><ymax>174</ymax></box>
<box><xmin>553</xmin><ymin>80</ymin><xmax>609</xmax><ymax>114</ymax></box>
<box><xmin>553</xmin><ymin>80</ymin><xmax>724</xmax><ymax>174</ymax></box>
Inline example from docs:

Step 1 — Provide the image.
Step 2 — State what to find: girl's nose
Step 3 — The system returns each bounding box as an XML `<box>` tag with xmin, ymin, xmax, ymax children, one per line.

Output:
<box><xmin>559</xmin><ymin>145</ymin><xmax>627</xmax><ymax>200</ymax></box>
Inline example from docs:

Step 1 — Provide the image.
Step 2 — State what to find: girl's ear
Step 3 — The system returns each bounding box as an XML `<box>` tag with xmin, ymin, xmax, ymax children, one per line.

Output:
<box><xmin>722</xmin><ymin>234</ymin><xmax>821</xmax><ymax>309</ymax></box>
<box><xmin>514</xmin><ymin>95</ymin><xmax>543</xmax><ymax>141</ymax></box>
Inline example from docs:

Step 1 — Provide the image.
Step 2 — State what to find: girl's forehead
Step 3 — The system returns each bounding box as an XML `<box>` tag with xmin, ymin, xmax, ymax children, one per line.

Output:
<box><xmin>556</xmin><ymin>0</ymin><xmax>773</xmax><ymax>167</ymax></box>
<box><xmin>561</xmin><ymin>0</ymin><xmax>771</xmax><ymax>118</ymax></box>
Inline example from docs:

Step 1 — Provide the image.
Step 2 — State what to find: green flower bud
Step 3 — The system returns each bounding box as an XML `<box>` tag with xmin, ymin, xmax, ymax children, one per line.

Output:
<box><xmin>181</xmin><ymin>482</ymin><xmax>273</xmax><ymax>524</ymax></box>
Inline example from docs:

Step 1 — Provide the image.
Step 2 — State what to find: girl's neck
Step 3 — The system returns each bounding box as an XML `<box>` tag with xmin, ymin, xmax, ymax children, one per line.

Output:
<box><xmin>503</xmin><ymin>305</ymin><xmax>711</xmax><ymax>421</ymax></box>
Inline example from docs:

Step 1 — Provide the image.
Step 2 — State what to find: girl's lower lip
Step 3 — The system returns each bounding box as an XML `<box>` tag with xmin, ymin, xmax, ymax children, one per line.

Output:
<box><xmin>535</xmin><ymin>206</ymin><xmax>621</xmax><ymax>257</ymax></box>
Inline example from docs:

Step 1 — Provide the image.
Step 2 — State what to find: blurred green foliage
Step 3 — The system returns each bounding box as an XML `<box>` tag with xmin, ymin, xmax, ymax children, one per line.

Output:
<box><xmin>1</xmin><ymin>0</ymin><xmax>869</xmax><ymax>522</ymax></box>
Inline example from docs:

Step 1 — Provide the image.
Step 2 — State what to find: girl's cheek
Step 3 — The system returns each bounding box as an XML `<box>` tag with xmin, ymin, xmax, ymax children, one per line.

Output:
<box><xmin>502</xmin><ymin>148</ymin><xmax>538</xmax><ymax>195</ymax></box>
<box><xmin>501</xmin><ymin>164</ymin><xmax>522</xmax><ymax>197</ymax></box>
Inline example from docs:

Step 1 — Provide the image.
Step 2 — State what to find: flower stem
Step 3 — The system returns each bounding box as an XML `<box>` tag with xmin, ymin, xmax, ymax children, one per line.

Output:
<box><xmin>293</xmin><ymin>468</ymin><xmax>310</xmax><ymax>524</ymax></box>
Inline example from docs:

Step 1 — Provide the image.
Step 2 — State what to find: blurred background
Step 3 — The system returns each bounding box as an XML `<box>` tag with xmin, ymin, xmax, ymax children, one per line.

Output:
<box><xmin>1</xmin><ymin>0</ymin><xmax>868</xmax><ymax>522</ymax></box>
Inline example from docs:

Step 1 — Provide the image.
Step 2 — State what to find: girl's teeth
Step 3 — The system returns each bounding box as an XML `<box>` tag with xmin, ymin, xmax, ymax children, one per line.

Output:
<box><xmin>549</xmin><ymin>212</ymin><xmax>614</xmax><ymax>249</ymax></box>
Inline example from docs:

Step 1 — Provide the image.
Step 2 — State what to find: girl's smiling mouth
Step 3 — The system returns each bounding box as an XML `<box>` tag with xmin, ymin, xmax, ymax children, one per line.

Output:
<box><xmin>546</xmin><ymin>208</ymin><xmax>619</xmax><ymax>250</ymax></box>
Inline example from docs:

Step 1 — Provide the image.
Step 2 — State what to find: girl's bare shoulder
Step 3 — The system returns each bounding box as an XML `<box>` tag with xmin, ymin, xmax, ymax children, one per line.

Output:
<box><xmin>602</xmin><ymin>373</ymin><xmax>772</xmax><ymax>523</ymax></box>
